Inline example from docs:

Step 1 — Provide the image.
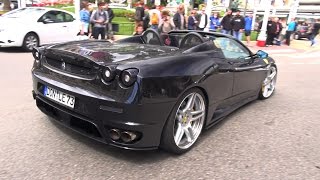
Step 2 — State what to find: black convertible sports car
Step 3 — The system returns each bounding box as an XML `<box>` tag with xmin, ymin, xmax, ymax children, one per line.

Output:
<box><xmin>31</xmin><ymin>30</ymin><xmax>277</xmax><ymax>154</ymax></box>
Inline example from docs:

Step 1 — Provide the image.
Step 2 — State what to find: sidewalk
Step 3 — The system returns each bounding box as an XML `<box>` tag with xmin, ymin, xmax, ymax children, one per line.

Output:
<box><xmin>248</xmin><ymin>38</ymin><xmax>320</xmax><ymax>53</ymax></box>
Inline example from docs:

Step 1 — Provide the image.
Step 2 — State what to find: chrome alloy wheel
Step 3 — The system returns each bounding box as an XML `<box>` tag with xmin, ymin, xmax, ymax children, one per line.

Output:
<box><xmin>262</xmin><ymin>66</ymin><xmax>277</xmax><ymax>98</ymax></box>
<box><xmin>25</xmin><ymin>35</ymin><xmax>38</xmax><ymax>51</ymax></box>
<box><xmin>173</xmin><ymin>92</ymin><xmax>206</xmax><ymax>149</ymax></box>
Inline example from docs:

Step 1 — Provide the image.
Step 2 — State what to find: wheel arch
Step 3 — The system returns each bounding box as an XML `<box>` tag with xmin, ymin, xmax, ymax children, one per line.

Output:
<box><xmin>25</xmin><ymin>31</ymin><xmax>40</xmax><ymax>44</ymax></box>
<box><xmin>159</xmin><ymin>85</ymin><xmax>210</xmax><ymax>139</ymax></box>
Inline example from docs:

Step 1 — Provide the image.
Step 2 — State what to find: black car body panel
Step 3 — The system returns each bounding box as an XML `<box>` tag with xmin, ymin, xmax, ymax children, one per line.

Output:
<box><xmin>31</xmin><ymin>30</ymin><xmax>276</xmax><ymax>150</ymax></box>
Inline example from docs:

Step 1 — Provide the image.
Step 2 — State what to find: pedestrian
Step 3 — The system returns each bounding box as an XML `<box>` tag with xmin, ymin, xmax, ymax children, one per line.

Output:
<box><xmin>173</xmin><ymin>4</ymin><xmax>186</xmax><ymax>30</ymax></box>
<box><xmin>244</xmin><ymin>13</ymin><xmax>253</xmax><ymax>46</ymax></box>
<box><xmin>188</xmin><ymin>10</ymin><xmax>198</xmax><ymax>30</ymax></box>
<box><xmin>197</xmin><ymin>7</ymin><xmax>208</xmax><ymax>31</ymax></box>
<box><xmin>256</xmin><ymin>20</ymin><xmax>263</xmax><ymax>40</ymax></box>
<box><xmin>231</xmin><ymin>9</ymin><xmax>245</xmax><ymax>41</ymax></box>
<box><xmin>79</xmin><ymin>0</ymin><xmax>90</xmax><ymax>36</ymax></box>
<box><xmin>143</xmin><ymin>8</ymin><xmax>150</xmax><ymax>31</ymax></box>
<box><xmin>310</xmin><ymin>19</ymin><xmax>320</xmax><ymax>46</ymax></box>
<box><xmin>158</xmin><ymin>10</ymin><xmax>175</xmax><ymax>34</ymax></box>
<box><xmin>134</xmin><ymin>1</ymin><xmax>145</xmax><ymax>32</ymax></box>
<box><xmin>105</xmin><ymin>3</ymin><xmax>114</xmax><ymax>40</ymax></box>
<box><xmin>90</xmin><ymin>2</ymin><xmax>108</xmax><ymax>39</ymax></box>
<box><xmin>209</xmin><ymin>12</ymin><xmax>220</xmax><ymax>31</ymax></box>
<box><xmin>220</xmin><ymin>9</ymin><xmax>233</xmax><ymax>35</ymax></box>
<box><xmin>149</xmin><ymin>5</ymin><xmax>161</xmax><ymax>31</ymax></box>
<box><xmin>274</xmin><ymin>17</ymin><xmax>283</xmax><ymax>45</ymax></box>
<box><xmin>285</xmin><ymin>18</ymin><xmax>296</xmax><ymax>46</ymax></box>
<box><xmin>266</xmin><ymin>17</ymin><xmax>277</xmax><ymax>46</ymax></box>
<box><xmin>134</xmin><ymin>25</ymin><xmax>144</xmax><ymax>36</ymax></box>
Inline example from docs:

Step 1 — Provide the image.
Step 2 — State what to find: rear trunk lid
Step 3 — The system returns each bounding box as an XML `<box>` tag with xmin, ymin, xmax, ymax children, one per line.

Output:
<box><xmin>46</xmin><ymin>40</ymin><xmax>180</xmax><ymax>66</ymax></box>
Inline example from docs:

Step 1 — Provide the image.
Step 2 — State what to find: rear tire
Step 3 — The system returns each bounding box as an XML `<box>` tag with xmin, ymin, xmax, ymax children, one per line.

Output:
<box><xmin>22</xmin><ymin>33</ymin><xmax>39</xmax><ymax>52</ymax></box>
<box><xmin>160</xmin><ymin>88</ymin><xmax>207</xmax><ymax>154</ymax></box>
<box><xmin>294</xmin><ymin>34</ymin><xmax>299</xmax><ymax>40</ymax></box>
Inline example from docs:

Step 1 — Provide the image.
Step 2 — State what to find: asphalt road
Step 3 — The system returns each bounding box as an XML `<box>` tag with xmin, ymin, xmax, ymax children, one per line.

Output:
<box><xmin>0</xmin><ymin>42</ymin><xmax>320</xmax><ymax>179</ymax></box>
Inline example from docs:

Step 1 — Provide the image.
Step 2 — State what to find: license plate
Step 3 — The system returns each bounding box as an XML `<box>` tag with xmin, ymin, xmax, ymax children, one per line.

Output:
<box><xmin>43</xmin><ymin>86</ymin><xmax>75</xmax><ymax>108</ymax></box>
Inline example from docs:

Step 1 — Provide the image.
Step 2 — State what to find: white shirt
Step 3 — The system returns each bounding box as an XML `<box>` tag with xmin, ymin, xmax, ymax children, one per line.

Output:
<box><xmin>199</xmin><ymin>13</ymin><xmax>206</xmax><ymax>28</ymax></box>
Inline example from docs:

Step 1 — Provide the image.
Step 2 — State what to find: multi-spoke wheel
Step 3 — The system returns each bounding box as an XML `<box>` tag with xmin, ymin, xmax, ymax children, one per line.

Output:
<box><xmin>161</xmin><ymin>88</ymin><xmax>206</xmax><ymax>154</ymax></box>
<box><xmin>259</xmin><ymin>65</ymin><xmax>277</xmax><ymax>99</ymax></box>
<box><xmin>22</xmin><ymin>33</ymin><xmax>39</xmax><ymax>52</ymax></box>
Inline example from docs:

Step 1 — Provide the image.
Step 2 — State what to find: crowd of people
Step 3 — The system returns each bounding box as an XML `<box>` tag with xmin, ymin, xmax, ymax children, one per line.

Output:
<box><xmin>256</xmin><ymin>17</ymin><xmax>320</xmax><ymax>47</ymax></box>
<box><xmin>133</xmin><ymin>4</ymin><xmax>254</xmax><ymax>45</ymax></box>
<box><xmin>78</xmin><ymin>0</ymin><xmax>320</xmax><ymax>47</ymax></box>
<box><xmin>79</xmin><ymin>1</ymin><xmax>114</xmax><ymax>40</ymax></box>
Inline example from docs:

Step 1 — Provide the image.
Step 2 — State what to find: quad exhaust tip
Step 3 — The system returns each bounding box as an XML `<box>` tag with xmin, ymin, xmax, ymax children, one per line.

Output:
<box><xmin>109</xmin><ymin>129</ymin><xmax>121</xmax><ymax>141</ymax></box>
<box><xmin>120</xmin><ymin>131</ymin><xmax>137</xmax><ymax>143</ymax></box>
<box><xmin>109</xmin><ymin>129</ymin><xmax>138</xmax><ymax>143</ymax></box>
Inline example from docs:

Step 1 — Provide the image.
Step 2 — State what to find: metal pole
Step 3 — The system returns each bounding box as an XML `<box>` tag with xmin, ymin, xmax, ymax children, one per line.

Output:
<box><xmin>204</xmin><ymin>0</ymin><xmax>213</xmax><ymax>32</ymax></box>
<box><xmin>244</xmin><ymin>0</ymin><xmax>248</xmax><ymax>16</ymax></box>
<box><xmin>256</xmin><ymin>0</ymin><xmax>272</xmax><ymax>46</ymax></box>
<box><xmin>287</xmin><ymin>0</ymin><xmax>299</xmax><ymax>24</ymax></box>
<box><xmin>74</xmin><ymin>0</ymin><xmax>80</xmax><ymax>21</ymax></box>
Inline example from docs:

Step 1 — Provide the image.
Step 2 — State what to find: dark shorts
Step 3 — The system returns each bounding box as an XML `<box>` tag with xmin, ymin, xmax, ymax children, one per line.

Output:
<box><xmin>245</xmin><ymin>30</ymin><xmax>251</xmax><ymax>36</ymax></box>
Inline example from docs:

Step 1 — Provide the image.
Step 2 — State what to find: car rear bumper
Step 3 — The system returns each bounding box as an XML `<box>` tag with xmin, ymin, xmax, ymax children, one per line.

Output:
<box><xmin>32</xmin><ymin>72</ymin><xmax>176</xmax><ymax>150</ymax></box>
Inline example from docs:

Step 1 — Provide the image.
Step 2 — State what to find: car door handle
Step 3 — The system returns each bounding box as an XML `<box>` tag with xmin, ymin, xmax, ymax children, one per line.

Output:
<box><xmin>62</xmin><ymin>26</ymin><xmax>67</xmax><ymax>27</ymax></box>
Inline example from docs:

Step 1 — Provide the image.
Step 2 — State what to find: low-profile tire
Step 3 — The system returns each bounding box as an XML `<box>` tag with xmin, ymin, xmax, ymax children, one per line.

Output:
<box><xmin>259</xmin><ymin>65</ymin><xmax>277</xmax><ymax>100</ymax></box>
<box><xmin>22</xmin><ymin>33</ymin><xmax>39</xmax><ymax>52</ymax></box>
<box><xmin>160</xmin><ymin>88</ymin><xmax>207</xmax><ymax>154</ymax></box>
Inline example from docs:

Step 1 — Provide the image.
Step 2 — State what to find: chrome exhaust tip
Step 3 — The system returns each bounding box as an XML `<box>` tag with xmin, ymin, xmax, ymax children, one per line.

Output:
<box><xmin>109</xmin><ymin>129</ymin><xmax>121</xmax><ymax>141</ymax></box>
<box><xmin>120</xmin><ymin>131</ymin><xmax>137</xmax><ymax>143</ymax></box>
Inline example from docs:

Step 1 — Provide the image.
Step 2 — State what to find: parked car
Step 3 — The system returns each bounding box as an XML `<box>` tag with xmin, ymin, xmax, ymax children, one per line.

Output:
<box><xmin>293</xmin><ymin>25</ymin><xmax>312</xmax><ymax>40</ymax></box>
<box><xmin>31</xmin><ymin>30</ymin><xmax>277</xmax><ymax>154</ymax></box>
<box><xmin>26</xmin><ymin>0</ymin><xmax>46</xmax><ymax>7</ymax></box>
<box><xmin>0</xmin><ymin>7</ymin><xmax>79</xmax><ymax>51</ymax></box>
<box><xmin>0</xmin><ymin>0</ymin><xmax>18</xmax><ymax>11</ymax></box>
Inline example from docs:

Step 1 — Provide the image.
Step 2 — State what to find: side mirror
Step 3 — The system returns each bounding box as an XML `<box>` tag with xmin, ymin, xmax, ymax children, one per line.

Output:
<box><xmin>256</xmin><ymin>50</ymin><xmax>268</xmax><ymax>58</ymax></box>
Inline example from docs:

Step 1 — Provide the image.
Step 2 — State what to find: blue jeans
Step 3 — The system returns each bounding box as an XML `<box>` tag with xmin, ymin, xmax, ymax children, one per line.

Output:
<box><xmin>310</xmin><ymin>34</ymin><xmax>317</xmax><ymax>45</ymax></box>
<box><xmin>222</xmin><ymin>29</ymin><xmax>231</xmax><ymax>35</ymax></box>
<box><xmin>151</xmin><ymin>25</ymin><xmax>158</xmax><ymax>31</ymax></box>
<box><xmin>233</xmin><ymin>30</ymin><xmax>243</xmax><ymax>41</ymax></box>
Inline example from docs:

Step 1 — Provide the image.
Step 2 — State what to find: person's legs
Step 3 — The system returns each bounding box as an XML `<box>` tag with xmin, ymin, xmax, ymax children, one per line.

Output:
<box><xmin>285</xmin><ymin>31</ymin><xmax>292</xmax><ymax>46</ymax></box>
<box><xmin>238</xmin><ymin>31</ymin><xmax>243</xmax><ymax>41</ymax></box>
<box><xmin>245</xmin><ymin>30</ymin><xmax>251</xmax><ymax>44</ymax></box>
<box><xmin>233</xmin><ymin>30</ymin><xmax>239</xmax><ymax>39</ymax></box>
<box><xmin>266</xmin><ymin>34</ymin><xmax>271</xmax><ymax>46</ymax></box>
<box><xmin>107</xmin><ymin>22</ymin><xmax>114</xmax><ymax>39</ymax></box>
<box><xmin>222</xmin><ymin>29</ymin><xmax>231</xmax><ymax>35</ymax></box>
<box><xmin>270</xmin><ymin>33</ymin><xmax>276</xmax><ymax>45</ymax></box>
<box><xmin>92</xmin><ymin>27</ymin><xmax>99</xmax><ymax>39</ymax></box>
<box><xmin>100</xmin><ymin>27</ymin><xmax>106</xmax><ymax>39</ymax></box>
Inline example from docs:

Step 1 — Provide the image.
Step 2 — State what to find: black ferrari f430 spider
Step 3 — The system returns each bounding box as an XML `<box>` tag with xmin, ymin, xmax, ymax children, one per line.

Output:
<box><xmin>31</xmin><ymin>30</ymin><xmax>277</xmax><ymax>154</ymax></box>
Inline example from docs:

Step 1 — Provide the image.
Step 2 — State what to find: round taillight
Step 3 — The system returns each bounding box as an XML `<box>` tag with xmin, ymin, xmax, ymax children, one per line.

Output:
<box><xmin>120</xmin><ymin>69</ymin><xmax>139</xmax><ymax>87</ymax></box>
<box><xmin>102</xmin><ymin>66</ymin><xmax>116</xmax><ymax>82</ymax></box>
